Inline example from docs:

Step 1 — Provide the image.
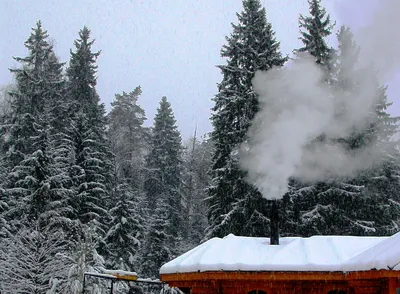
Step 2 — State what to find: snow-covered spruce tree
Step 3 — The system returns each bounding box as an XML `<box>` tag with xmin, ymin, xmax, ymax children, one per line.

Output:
<box><xmin>284</xmin><ymin>0</ymin><xmax>335</xmax><ymax>236</ymax></box>
<box><xmin>181</xmin><ymin>135</ymin><xmax>212</xmax><ymax>247</ymax></box>
<box><xmin>6</xmin><ymin>121</ymin><xmax>52</xmax><ymax>224</ymax></box>
<box><xmin>0</xmin><ymin>84</ymin><xmax>14</xmax><ymax>119</ymax></box>
<box><xmin>0</xmin><ymin>224</ymin><xmax>71</xmax><ymax>293</ymax></box>
<box><xmin>67</xmin><ymin>26</ymin><xmax>100</xmax><ymax>117</ymax></box>
<box><xmin>0</xmin><ymin>84</ymin><xmax>14</xmax><ymax>166</ymax></box>
<box><xmin>45</xmin><ymin>51</ymin><xmax>80</xmax><ymax>237</ymax></box>
<box><xmin>58</xmin><ymin>223</ymin><xmax>107</xmax><ymax>293</ymax></box>
<box><xmin>6</xmin><ymin>111</ymin><xmax>55</xmax><ymax>229</ymax></box>
<box><xmin>298</xmin><ymin>0</ymin><xmax>334</xmax><ymax>69</ymax></box>
<box><xmin>67</xmin><ymin>27</ymin><xmax>113</xmax><ymax>230</ymax></box>
<box><xmin>0</xmin><ymin>196</ymin><xmax>9</xmax><ymax>239</ymax></box>
<box><xmin>2</xmin><ymin>22</ymin><xmax>75</xmax><ymax>232</ymax></box>
<box><xmin>103</xmin><ymin>183</ymin><xmax>145</xmax><ymax>271</ymax></box>
<box><xmin>103</xmin><ymin>88</ymin><xmax>149</xmax><ymax>275</ymax></box>
<box><xmin>144</xmin><ymin>96</ymin><xmax>184</xmax><ymax>242</ymax></box>
<box><xmin>2</xmin><ymin>21</ymin><xmax>52</xmax><ymax>176</ymax></box>
<box><xmin>108</xmin><ymin>87</ymin><xmax>149</xmax><ymax>188</ymax></box>
<box><xmin>346</xmin><ymin>68</ymin><xmax>400</xmax><ymax>235</ymax></box>
<box><xmin>206</xmin><ymin>0</ymin><xmax>287</xmax><ymax>239</ymax></box>
<box><xmin>36</xmin><ymin>50</ymin><xmax>78</xmax><ymax>232</ymax></box>
<box><xmin>293</xmin><ymin>25</ymin><xmax>400</xmax><ymax>236</ymax></box>
<box><xmin>139</xmin><ymin>199</ymin><xmax>172</xmax><ymax>279</ymax></box>
<box><xmin>0</xmin><ymin>85</ymin><xmax>14</xmax><ymax>239</ymax></box>
<box><xmin>0</xmin><ymin>85</ymin><xmax>15</xmax><ymax>204</ymax></box>
<box><xmin>369</xmin><ymin>81</ymin><xmax>400</xmax><ymax>231</ymax></box>
<box><xmin>288</xmin><ymin>16</ymin><xmax>344</xmax><ymax>236</ymax></box>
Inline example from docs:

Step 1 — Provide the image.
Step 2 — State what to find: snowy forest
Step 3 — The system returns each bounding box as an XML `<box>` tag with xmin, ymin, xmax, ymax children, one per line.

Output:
<box><xmin>1</xmin><ymin>0</ymin><xmax>400</xmax><ymax>293</ymax></box>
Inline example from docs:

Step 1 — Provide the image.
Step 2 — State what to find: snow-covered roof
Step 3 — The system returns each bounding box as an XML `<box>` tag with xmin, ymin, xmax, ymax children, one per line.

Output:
<box><xmin>160</xmin><ymin>232</ymin><xmax>400</xmax><ymax>274</ymax></box>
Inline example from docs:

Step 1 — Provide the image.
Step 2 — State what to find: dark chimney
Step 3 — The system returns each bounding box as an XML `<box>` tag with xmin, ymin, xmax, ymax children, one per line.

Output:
<box><xmin>270</xmin><ymin>200</ymin><xmax>279</xmax><ymax>245</ymax></box>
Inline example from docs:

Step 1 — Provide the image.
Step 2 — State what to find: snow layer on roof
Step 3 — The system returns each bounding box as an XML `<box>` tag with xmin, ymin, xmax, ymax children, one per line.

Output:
<box><xmin>159</xmin><ymin>233</ymin><xmax>400</xmax><ymax>274</ymax></box>
<box><xmin>344</xmin><ymin>231</ymin><xmax>400</xmax><ymax>271</ymax></box>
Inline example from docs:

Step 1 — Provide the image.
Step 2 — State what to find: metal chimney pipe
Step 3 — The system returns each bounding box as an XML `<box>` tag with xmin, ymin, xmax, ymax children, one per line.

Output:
<box><xmin>270</xmin><ymin>200</ymin><xmax>279</xmax><ymax>245</ymax></box>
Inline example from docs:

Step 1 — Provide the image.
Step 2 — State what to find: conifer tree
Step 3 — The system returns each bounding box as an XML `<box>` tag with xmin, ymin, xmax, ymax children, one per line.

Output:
<box><xmin>59</xmin><ymin>224</ymin><xmax>106</xmax><ymax>293</ymax></box>
<box><xmin>286</xmin><ymin>0</ymin><xmax>335</xmax><ymax>236</ymax></box>
<box><xmin>144</xmin><ymin>96</ymin><xmax>183</xmax><ymax>239</ymax></box>
<box><xmin>347</xmin><ymin>68</ymin><xmax>400</xmax><ymax>234</ymax></box>
<box><xmin>0</xmin><ymin>198</ymin><xmax>8</xmax><ymax>239</ymax></box>
<box><xmin>108</xmin><ymin>87</ymin><xmax>149</xmax><ymax>188</ymax></box>
<box><xmin>298</xmin><ymin>0</ymin><xmax>334</xmax><ymax>68</ymax></box>
<box><xmin>0</xmin><ymin>224</ymin><xmax>71</xmax><ymax>293</ymax></box>
<box><xmin>0</xmin><ymin>84</ymin><xmax>14</xmax><ymax>172</ymax></box>
<box><xmin>103</xmin><ymin>183</ymin><xmax>145</xmax><ymax>271</ymax></box>
<box><xmin>67</xmin><ymin>27</ymin><xmax>113</xmax><ymax>228</ymax></box>
<box><xmin>67</xmin><ymin>26</ymin><xmax>101</xmax><ymax>117</ymax></box>
<box><xmin>0</xmin><ymin>86</ymin><xmax>13</xmax><ymax>238</ymax></box>
<box><xmin>104</xmin><ymin>88</ymin><xmax>149</xmax><ymax>273</ymax></box>
<box><xmin>140</xmin><ymin>200</ymin><xmax>172</xmax><ymax>279</ymax></box>
<box><xmin>206</xmin><ymin>0</ymin><xmax>287</xmax><ymax>239</ymax></box>
<box><xmin>2</xmin><ymin>22</ymin><xmax>75</xmax><ymax>232</ymax></box>
<box><xmin>7</xmin><ymin>123</ymin><xmax>51</xmax><ymax>223</ymax></box>
<box><xmin>0</xmin><ymin>85</ymin><xmax>14</xmax><ymax>210</ymax></box>
<box><xmin>3</xmin><ymin>21</ymin><xmax>53</xmax><ymax>170</ymax></box>
<box><xmin>0</xmin><ymin>84</ymin><xmax>13</xmax><ymax>119</ymax></box>
<box><xmin>182</xmin><ymin>135</ymin><xmax>212</xmax><ymax>246</ymax></box>
<box><xmin>293</xmin><ymin>25</ymin><xmax>400</xmax><ymax>236</ymax></box>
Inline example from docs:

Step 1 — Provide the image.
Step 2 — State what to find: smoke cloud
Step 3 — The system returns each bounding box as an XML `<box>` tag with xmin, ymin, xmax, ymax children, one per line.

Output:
<box><xmin>240</xmin><ymin>0</ymin><xmax>400</xmax><ymax>200</ymax></box>
<box><xmin>356</xmin><ymin>0</ymin><xmax>400</xmax><ymax>83</ymax></box>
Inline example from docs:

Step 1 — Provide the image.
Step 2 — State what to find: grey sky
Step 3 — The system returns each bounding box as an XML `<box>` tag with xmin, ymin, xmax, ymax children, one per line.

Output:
<box><xmin>1</xmin><ymin>0</ymin><xmax>397</xmax><ymax>139</ymax></box>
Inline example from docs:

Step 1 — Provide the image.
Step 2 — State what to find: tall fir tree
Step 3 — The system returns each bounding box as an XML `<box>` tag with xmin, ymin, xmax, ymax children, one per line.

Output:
<box><xmin>206</xmin><ymin>0</ymin><xmax>287</xmax><ymax>239</ymax></box>
<box><xmin>103</xmin><ymin>183</ymin><xmax>145</xmax><ymax>272</ymax></box>
<box><xmin>3</xmin><ymin>21</ymin><xmax>52</xmax><ymax>171</ymax></box>
<box><xmin>298</xmin><ymin>0</ymin><xmax>334</xmax><ymax>68</ymax></box>
<box><xmin>286</xmin><ymin>0</ymin><xmax>335</xmax><ymax>236</ymax></box>
<box><xmin>45</xmin><ymin>51</ymin><xmax>79</xmax><ymax>236</ymax></box>
<box><xmin>2</xmin><ymin>22</ymin><xmax>75</xmax><ymax>232</ymax></box>
<box><xmin>0</xmin><ymin>85</ymin><xmax>14</xmax><ymax>239</ymax></box>
<box><xmin>139</xmin><ymin>199</ymin><xmax>172</xmax><ymax>280</ymax></box>
<box><xmin>108</xmin><ymin>87</ymin><xmax>149</xmax><ymax>188</ymax></box>
<box><xmin>144</xmin><ymin>96</ymin><xmax>183</xmax><ymax>247</ymax></box>
<box><xmin>292</xmin><ymin>25</ymin><xmax>400</xmax><ymax>236</ymax></box>
<box><xmin>67</xmin><ymin>26</ymin><xmax>101</xmax><ymax>118</ymax></box>
<box><xmin>0</xmin><ymin>84</ymin><xmax>15</xmax><ymax>192</ymax></box>
<box><xmin>182</xmin><ymin>134</ymin><xmax>213</xmax><ymax>247</ymax></box>
<box><xmin>66</xmin><ymin>27</ymin><xmax>113</xmax><ymax>229</ymax></box>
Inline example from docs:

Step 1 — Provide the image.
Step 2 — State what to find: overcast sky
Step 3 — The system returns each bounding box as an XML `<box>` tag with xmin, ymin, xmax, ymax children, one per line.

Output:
<box><xmin>1</xmin><ymin>0</ymin><xmax>397</xmax><ymax>140</ymax></box>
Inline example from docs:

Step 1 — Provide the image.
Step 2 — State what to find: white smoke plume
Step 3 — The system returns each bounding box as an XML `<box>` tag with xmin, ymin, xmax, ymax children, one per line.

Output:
<box><xmin>240</xmin><ymin>0</ymin><xmax>400</xmax><ymax>200</ymax></box>
<box><xmin>356</xmin><ymin>0</ymin><xmax>400</xmax><ymax>83</ymax></box>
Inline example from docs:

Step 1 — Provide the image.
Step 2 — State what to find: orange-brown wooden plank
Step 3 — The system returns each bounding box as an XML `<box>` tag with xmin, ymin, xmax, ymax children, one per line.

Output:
<box><xmin>348</xmin><ymin>279</ymin><xmax>382</xmax><ymax>288</ymax></box>
<box><xmin>347</xmin><ymin>271</ymin><xmax>400</xmax><ymax>280</ymax></box>
<box><xmin>352</xmin><ymin>286</ymin><xmax>381</xmax><ymax>294</ymax></box>
<box><xmin>190</xmin><ymin>287</ymin><xmax>215</xmax><ymax>294</ymax></box>
<box><xmin>161</xmin><ymin>270</ymin><xmax>400</xmax><ymax>284</ymax></box>
<box><xmin>388</xmin><ymin>278</ymin><xmax>397</xmax><ymax>294</ymax></box>
<box><xmin>161</xmin><ymin>271</ymin><xmax>346</xmax><ymax>282</ymax></box>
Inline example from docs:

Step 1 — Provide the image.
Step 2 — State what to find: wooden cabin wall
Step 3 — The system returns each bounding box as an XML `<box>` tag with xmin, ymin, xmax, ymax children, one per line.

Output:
<box><xmin>169</xmin><ymin>278</ymin><xmax>400</xmax><ymax>294</ymax></box>
<box><xmin>162</xmin><ymin>271</ymin><xmax>400</xmax><ymax>294</ymax></box>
